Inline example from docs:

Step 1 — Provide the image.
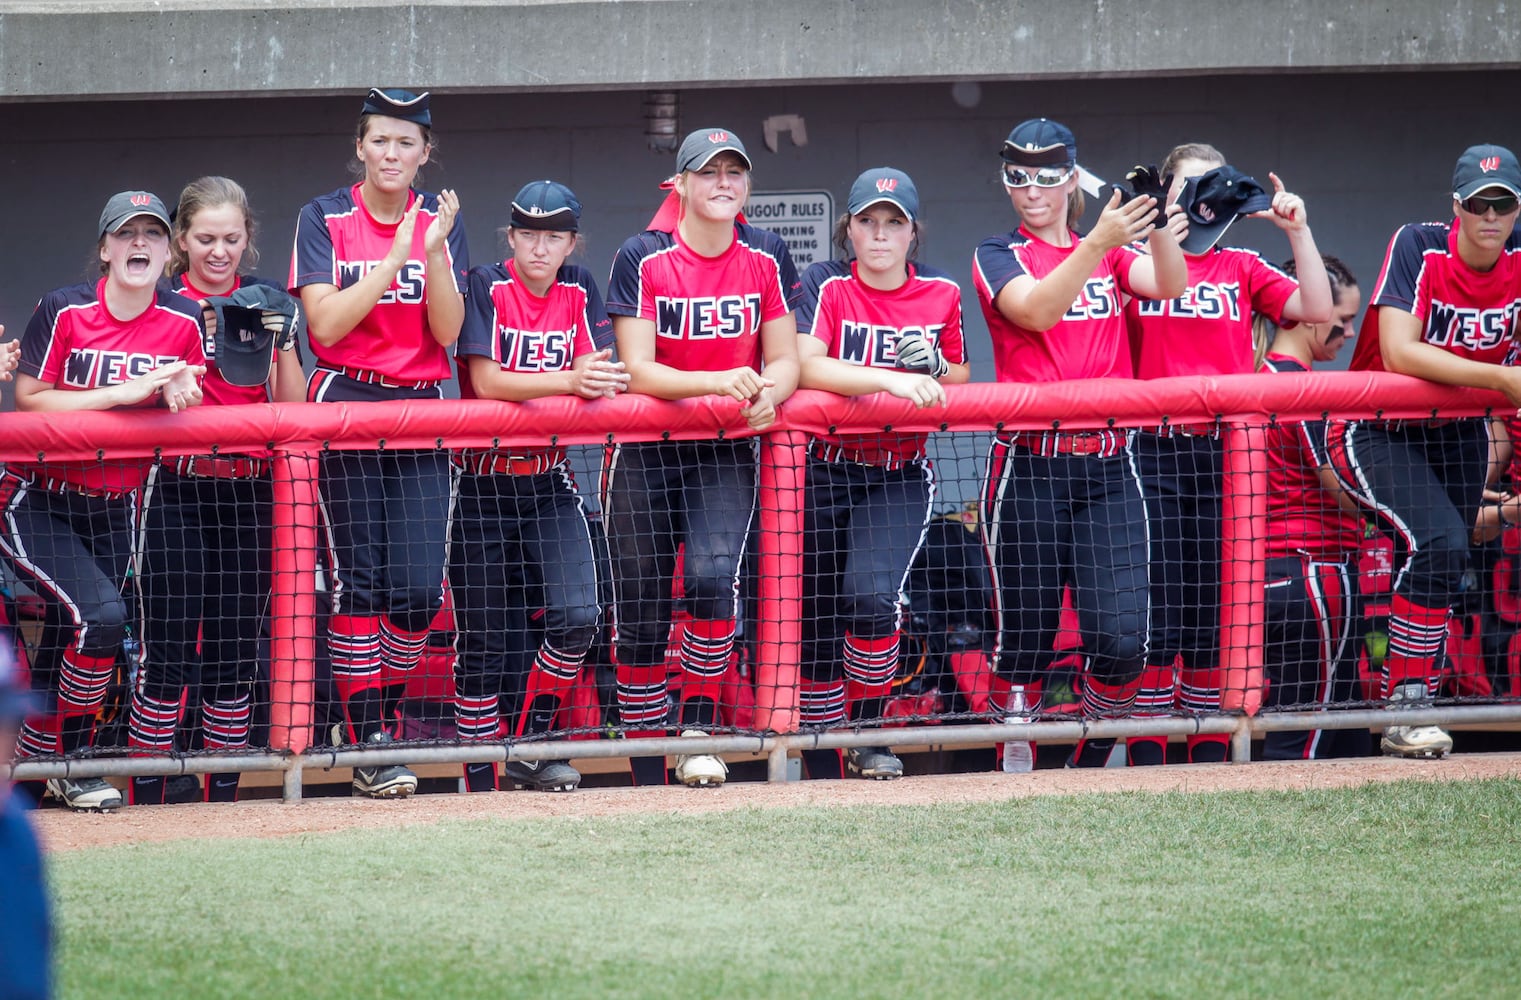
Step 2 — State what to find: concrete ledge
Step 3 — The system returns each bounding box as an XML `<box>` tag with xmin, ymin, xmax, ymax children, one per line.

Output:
<box><xmin>3</xmin><ymin>0</ymin><xmax>1519</xmax><ymax>101</ymax></box>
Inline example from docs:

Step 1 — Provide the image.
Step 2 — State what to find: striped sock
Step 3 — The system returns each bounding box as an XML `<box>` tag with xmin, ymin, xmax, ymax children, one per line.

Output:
<box><xmin>514</xmin><ymin>640</ymin><xmax>587</xmax><ymax>737</ymax></box>
<box><xmin>799</xmin><ymin>677</ymin><xmax>846</xmax><ymax>727</ymax></box>
<box><xmin>1128</xmin><ymin>661</ymin><xmax>1174</xmax><ymax>766</ymax></box>
<box><xmin>1383</xmin><ymin>594</ymin><xmax>1449</xmax><ymax>697</ymax></box>
<box><xmin>679</xmin><ymin>619</ymin><xmax>734</xmax><ymax>706</ymax></box>
<box><xmin>56</xmin><ymin>647</ymin><xmax>116</xmax><ymax>718</ymax></box>
<box><xmin>843</xmin><ymin>632</ymin><xmax>899</xmax><ymax>718</ymax></box>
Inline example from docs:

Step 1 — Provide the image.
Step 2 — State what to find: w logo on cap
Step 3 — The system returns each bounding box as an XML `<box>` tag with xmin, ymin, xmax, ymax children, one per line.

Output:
<box><xmin>130</xmin><ymin>194</ymin><xmax>151</xmax><ymax>207</ymax></box>
<box><xmin>708</xmin><ymin>131</ymin><xmax>730</xmax><ymax>143</ymax></box>
<box><xmin>1482</xmin><ymin>156</ymin><xmax>1501</xmax><ymax>173</ymax></box>
<box><xmin>875</xmin><ymin>178</ymin><xmax>898</xmax><ymax>193</ymax></box>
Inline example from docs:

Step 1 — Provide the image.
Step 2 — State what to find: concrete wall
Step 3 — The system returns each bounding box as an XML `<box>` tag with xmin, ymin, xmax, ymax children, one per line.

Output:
<box><xmin>5</xmin><ymin>67</ymin><xmax>1518</xmax><ymax>506</ymax></box>
<box><xmin>2</xmin><ymin>1</ymin><xmax>1518</xmax><ymax>99</ymax></box>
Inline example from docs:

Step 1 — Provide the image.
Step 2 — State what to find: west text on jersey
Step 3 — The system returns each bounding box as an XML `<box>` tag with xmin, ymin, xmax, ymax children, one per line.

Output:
<box><xmin>838</xmin><ymin>322</ymin><xmax>945</xmax><ymax>367</ymax></box>
<box><xmin>1424</xmin><ymin>299</ymin><xmax>1520</xmax><ymax>352</ymax></box>
<box><xmin>338</xmin><ymin>260</ymin><xmax>427</xmax><ymax>304</ymax></box>
<box><xmin>65</xmin><ymin>350</ymin><xmax>183</xmax><ymax>388</ymax></box>
<box><xmin>655</xmin><ymin>295</ymin><xmax>762</xmax><ymax>340</ymax></box>
<box><xmin>1132</xmin><ymin>281</ymin><xmax>1243</xmax><ymax>321</ymax></box>
<box><xmin>497</xmin><ymin>328</ymin><xmax>574</xmax><ymax>371</ymax></box>
<box><xmin>1062</xmin><ymin>276</ymin><xmax>1119</xmax><ymax>321</ymax></box>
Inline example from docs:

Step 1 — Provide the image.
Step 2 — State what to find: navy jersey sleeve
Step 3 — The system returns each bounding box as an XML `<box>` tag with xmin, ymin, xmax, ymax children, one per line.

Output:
<box><xmin>767</xmin><ymin>230</ymin><xmax>804</xmax><ymax>312</ymax></box>
<box><xmin>1371</xmin><ymin>223</ymin><xmax>1435</xmax><ymax>314</ymax></box>
<box><xmin>18</xmin><ymin>287</ymin><xmax>70</xmax><ymax>380</ymax></box>
<box><xmin>972</xmin><ymin>233</ymin><xmax>1027</xmax><ymax>302</ymax></box>
<box><xmin>606</xmin><ymin>233</ymin><xmax>656</xmax><ymax>318</ymax></box>
<box><xmin>289</xmin><ymin>198</ymin><xmax>337</xmax><ymax>292</ymax></box>
<box><xmin>572</xmin><ymin>265</ymin><xmax>616</xmax><ymax>351</ymax></box>
<box><xmin>795</xmin><ymin>260</ymin><xmax>837</xmax><ymax>336</ymax></box>
<box><xmin>457</xmin><ymin>265</ymin><xmax>503</xmax><ymax>362</ymax></box>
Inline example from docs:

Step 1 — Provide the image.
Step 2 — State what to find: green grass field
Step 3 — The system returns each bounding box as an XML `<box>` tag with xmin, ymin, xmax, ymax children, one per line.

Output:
<box><xmin>49</xmin><ymin>777</ymin><xmax>1521</xmax><ymax>999</ymax></box>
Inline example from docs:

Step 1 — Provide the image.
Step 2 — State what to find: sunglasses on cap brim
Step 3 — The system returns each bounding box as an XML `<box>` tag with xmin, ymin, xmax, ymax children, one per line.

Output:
<box><xmin>1459</xmin><ymin>193</ymin><xmax>1521</xmax><ymax>216</ymax></box>
<box><xmin>1001</xmin><ymin>164</ymin><xmax>1073</xmax><ymax>189</ymax></box>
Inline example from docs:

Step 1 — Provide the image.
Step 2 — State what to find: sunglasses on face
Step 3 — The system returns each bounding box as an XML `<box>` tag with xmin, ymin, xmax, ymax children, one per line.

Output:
<box><xmin>1001</xmin><ymin>164</ymin><xmax>1073</xmax><ymax>189</ymax></box>
<box><xmin>1460</xmin><ymin>193</ymin><xmax>1521</xmax><ymax>216</ymax></box>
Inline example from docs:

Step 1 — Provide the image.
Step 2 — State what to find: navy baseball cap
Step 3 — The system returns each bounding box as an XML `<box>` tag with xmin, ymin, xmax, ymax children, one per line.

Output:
<box><xmin>1452</xmin><ymin>143</ymin><xmax>1521</xmax><ymax>200</ymax></box>
<box><xmin>510</xmin><ymin>180</ymin><xmax>582</xmax><ymax>231</ymax></box>
<box><xmin>847</xmin><ymin>167</ymin><xmax>919</xmax><ymax>221</ymax></box>
<box><xmin>362</xmin><ymin>87</ymin><xmax>432</xmax><ymax>127</ymax></box>
<box><xmin>0</xmin><ymin>628</ymin><xmax>41</xmax><ymax>723</ymax></box>
<box><xmin>676</xmin><ymin>127</ymin><xmax>752</xmax><ymax>173</ymax></box>
<box><xmin>1178</xmin><ymin>166</ymin><xmax>1274</xmax><ymax>254</ymax></box>
<box><xmin>1001</xmin><ymin>118</ymin><xmax>1077</xmax><ymax>167</ymax></box>
<box><xmin>99</xmin><ymin>191</ymin><xmax>171</xmax><ymax>238</ymax></box>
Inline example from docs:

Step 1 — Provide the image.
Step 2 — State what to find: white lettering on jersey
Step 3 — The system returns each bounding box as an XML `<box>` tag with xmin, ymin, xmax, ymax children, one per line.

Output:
<box><xmin>655</xmin><ymin>295</ymin><xmax>761</xmax><ymax>340</ymax></box>
<box><xmin>498</xmin><ymin>328</ymin><xmax>574</xmax><ymax>372</ymax></box>
<box><xmin>1063</xmin><ymin>276</ymin><xmax>1118</xmax><ymax>321</ymax></box>
<box><xmin>838</xmin><ymin>322</ymin><xmax>946</xmax><ymax>367</ymax></box>
<box><xmin>338</xmin><ymin>260</ymin><xmax>427</xmax><ymax>305</ymax></box>
<box><xmin>64</xmin><ymin>350</ymin><xmax>182</xmax><ymax>388</ymax></box>
<box><xmin>1425</xmin><ymin>299</ymin><xmax>1520</xmax><ymax>352</ymax></box>
<box><xmin>1133</xmin><ymin>281</ymin><xmax>1243</xmax><ymax>321</ymax></box>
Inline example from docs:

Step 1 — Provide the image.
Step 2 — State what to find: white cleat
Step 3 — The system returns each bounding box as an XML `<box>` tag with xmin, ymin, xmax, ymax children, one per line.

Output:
<box><xmin>674</xmin><ymin>730</ymin><xmax>728</xmax><ymax>788</ymax></box>
<box><xmin>48</xmin><ymin>777</ymin><xmax>123</xmax><ymax>812</ymax></box>
<box><xmin>1380</xmin><ymin>682</ymin><xmax>1453</xmax><ymax>759</ymax></box>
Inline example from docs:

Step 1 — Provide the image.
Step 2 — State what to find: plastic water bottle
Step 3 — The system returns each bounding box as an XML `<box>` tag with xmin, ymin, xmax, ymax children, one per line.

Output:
<box><xmin>1001</xmin><ymin>685</ymin><xmax>1034</xmax><ymax>773</ymax></box>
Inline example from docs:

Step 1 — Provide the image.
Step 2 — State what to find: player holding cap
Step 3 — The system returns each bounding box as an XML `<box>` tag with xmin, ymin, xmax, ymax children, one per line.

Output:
<box><xmin>127</xmin><ymin>176</ymin><xmax>306</xmax><ymax>806</ymax></box>
<box><xmin>1255</xmin><ymin>254</ymin><xmax>1372</xmax><ymax>760</ymax></box>
<box><xmin>796</xmin><ymin>167</ymin><xmax>968</xmax><ymax>779</ymax></box>
<box><xmin>604</xmin><ymin>126</ymin><xmax>801</xmax><ymax>787</ymax></box>
<box><xmin>1123</xmin><ymin>145</ymin><xmax>1332</xmax><ymax>765</ymax></box>
<box><xmin>291</xmin><ymin>87</ymin><xmax>468</xmax><ymax>797</ymax></box>
<box><xmin>0</xmin><ymin>190</ymin><xmax>206</xmax><ymax>811</ymax></box>
<box><xmin>972</xmin><ymin>118</ymin><xmax>1186</xmax><ymax>768</ymax></box>
<box><xmin>449</xmin><ymin>179</ymin><xmax>625</xmax><ymax>793</ymax></box>
<box><xmin>1329</xmin><ymin>143</ymin><xmax>1521</xmax><ymax>758</ymax></box>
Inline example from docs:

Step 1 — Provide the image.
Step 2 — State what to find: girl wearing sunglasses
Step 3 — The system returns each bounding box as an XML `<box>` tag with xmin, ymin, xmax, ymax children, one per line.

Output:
<box><xmin>1123</xmin><ymin>142</ymin><xmax>1333</xmax><ymax>767</ymax></box>
<box><xmin>1330</xmin><ymin>143</ymin><xmax>1521</xmax><ymax>759</ymax></box>
<box><xmin>972</xmin><ymin>117</ymin><xmax>1186</xmax><ymax>768</ymax></box>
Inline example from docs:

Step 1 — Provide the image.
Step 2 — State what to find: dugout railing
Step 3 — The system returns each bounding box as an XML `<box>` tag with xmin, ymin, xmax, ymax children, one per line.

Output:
<box><xmin>6</xmin><ymin>373</ymin><xmax>1521</xmax><ymax>801</ymax></box>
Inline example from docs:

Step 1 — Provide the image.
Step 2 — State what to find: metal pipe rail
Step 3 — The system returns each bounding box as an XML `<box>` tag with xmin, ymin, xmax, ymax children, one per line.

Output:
<box><xmin>12</xmin><ymin>703</ymin><xmax>1521</xmax><ymax>803</ymax></box>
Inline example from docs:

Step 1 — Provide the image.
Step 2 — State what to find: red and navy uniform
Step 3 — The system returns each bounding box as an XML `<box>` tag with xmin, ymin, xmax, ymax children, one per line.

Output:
<box><xmin>796</xmin><ymin>258</ymin><xmax>963</xmax><ymax>728</ymax></box>
<box><xmin>0</xmin><ymin>278</ymin><xmax>203</xmax><ymax>759</ymax></box>
<box><xmin>971</xmin><ymin>226</ymin><xmax>1151</xmax><ymax>730</ymax></box>
<box><xmin>128</xmin><ymin>272</ymin><xmax>287</xmax><ymax>804</ymax></box>
<box><xmin>1124</xmin><ymin>246</ymin><xmax>1300</xmax><ymax>763</ymax></box>
<box><xmin>290</xmin><ymin>183</ymin><xmax>470</xmax><ymax>744</ymax></box>
<box><xmin>603</xmin><ymin>222</ymin><xmax>800</xmax><ymax>738</ymax></box>
<box><xmin>448</xmin><ymin>259</ymin><xmax>609</xmax><ymax>775</ymax></box>
<box><xmin>1261</xmin><ymin>354</ymin><xmax>1370</xmax><ymax>760</ymax></box>
<box><xmin>1330</xmin><ymin>217</ymin><xmax>1521</xmax><ymax>699</ymax></box>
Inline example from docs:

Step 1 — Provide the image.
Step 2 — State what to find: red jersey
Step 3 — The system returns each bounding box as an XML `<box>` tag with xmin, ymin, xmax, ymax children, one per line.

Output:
<box><xmin>1127</xmin><ymin>246</ymin><xmax>1299</xmax><ymax>378</ymax></box>
<box><xmin>605</xmin><ymin>222</ymin><xmax>801</xmax><ymax>372</ymax></box>
<box><xmin>289</xmin><ymin>183</ymin><xmax>469</xmax><ymax>383</ymax></box>
<box><xmin>1261</xmin><ymin>354</ymin><xmax>1363</xmax><ymax>559</ymax></box>
<box><xmin>972</xmin><ymin>226</ymin><xmax>1144</xmax><ymax>382</ymax></box>
<box><xmin>455</xmin><ymin>259</ymin><xmax>612</xmax><ymax>471</ymax></box>
<box><xmin>1350</xmin><ymin>216</ymin><xmax>1521</xmax><ymax>372</ymax></box>
<box><xmin>798</xmin><ymin>258</ymin><xmax>965</xmax><ymax>464</ymax></box>
<box><xmin>11</xmin><ymin>278</ymin><xmax>205</xmax><ymax>494</ymax></box>
<box><xmin>172</xmin><ymin>272</ymin><xmax>284</xmax><ymax>407</ymax></box>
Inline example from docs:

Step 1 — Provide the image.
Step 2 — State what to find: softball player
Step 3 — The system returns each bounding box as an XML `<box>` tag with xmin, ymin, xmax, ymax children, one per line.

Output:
<box><xmin>127</xmin><ymin>177</ymin><xmax>305</xmax><ymax>806</ymax></box>
<box><xmin>1329</xmin><ymin>143</ymin><xmax>1521</xmax><ymax>758</ymax></box>
<box><xmin>450</xmin><ymin>180</ymin><xmax>625</xmax><ymax>793</ymax></box>
<box><xmin>290</xmin><ymin>87</ymin><xmax>469</xmax><ymax>797</ymax></box>
<box><xmin>1124</xmin><ymin>144</ymin><xmax>1332</xmax><ymax>765</ymax></box>
<box><xmin>604</xmin><ymin>126</ymin><xmax>801</xmax><ymax>787</ymax></box>
<box><xmin>971</xmin><ymin>118</ymin><xmax>1186</xmax><ymax>768</ymax></box>
<box><xmin>1256</xmin><ymin>255</ymin><xmax>1372</xmax><ymax>760</ymax></box>
<box><xmin>1</xmin><ymin>190</ymin><xmax>206</xmax><ymax>811</ymax></box>
<box><xmin>796</xmin><ymin>167</ymin><xmax>968</xmax><ymax>779</ymax></box>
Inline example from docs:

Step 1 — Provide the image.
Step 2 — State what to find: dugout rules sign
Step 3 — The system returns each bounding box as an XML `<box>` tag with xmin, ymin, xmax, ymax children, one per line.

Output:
<box><xmin>744</xmin><ymin>190</ymin><xmax>834</xmax><ymax>268</ymax></box>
